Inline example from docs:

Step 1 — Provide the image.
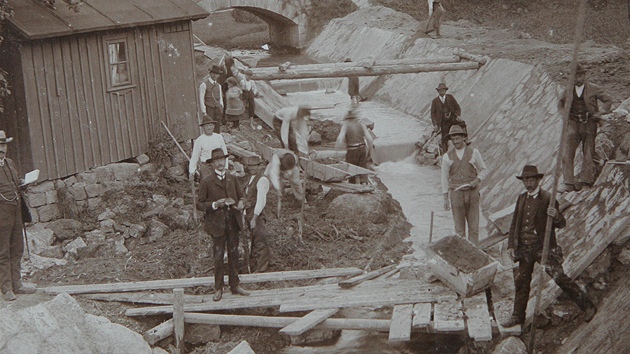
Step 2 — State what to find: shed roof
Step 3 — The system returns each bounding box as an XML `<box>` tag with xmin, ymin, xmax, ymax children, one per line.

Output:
<box><xmin>8</xmin><ymin>0</ymin><xmax>209</xmax><ymax>40</ymax></box>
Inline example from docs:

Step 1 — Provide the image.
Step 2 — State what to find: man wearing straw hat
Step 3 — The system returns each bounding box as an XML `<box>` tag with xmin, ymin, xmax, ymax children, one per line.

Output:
<box><xmin>440</xmin><ymin>125</ymin><xmax>488</xmax><ymax>245</ymax></box>
<box><xmin>0</xmin><ymin>130</ymin><xmax>34</xmax><ymax>301</ymax></box>
<box><xmin>503</xmin><ymin>165</ymin><xmax>596</xmax><ymax>327</ymax></box>
<box><xmin>197</xmin><ymin>148</ymin><xmax>250</xmax><ymax>301</ymax></box>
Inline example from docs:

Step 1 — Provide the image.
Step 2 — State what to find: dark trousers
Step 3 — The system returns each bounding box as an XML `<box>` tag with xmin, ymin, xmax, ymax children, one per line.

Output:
<box><xmin>0</xmin><ymin>203</ymin><xmax>24</xmax><ymax>294</ymax></box>
<box><xmin>245</xmin><ymin>90</ymin><xmax>256</xmax><ymax>118</ymax></box>
<box><xmin>248</xmin><ymin>216</ymin><xmax>270</xmax><ymax>273</ymax></box>
<box><xmin>212</xmin><ymin>215</ymin><xmax>240</xmax><ymax>291</ymax></box>
<box><xmin>205</xmin><ymin>105</ymin><xmax>224</xmax><ymax>134</ymax></box>
<box><xmin>449</xmin><ymin>188</ymin><xmax>479</xmax><ymax>244</ymax></box>
<box><xmin>346</xmin><ymin>145</ymin><xmax>369</xmax><ymax>184</ymax></box>
<box><xmin>513</xmin><ymin>242</ymin><xmax>593</xmax><ymax>321</ymax></box>
<box><xmin>563</xmin><ymin>119</ymin><xmax>597</xmax><ymax>186</ymax></box>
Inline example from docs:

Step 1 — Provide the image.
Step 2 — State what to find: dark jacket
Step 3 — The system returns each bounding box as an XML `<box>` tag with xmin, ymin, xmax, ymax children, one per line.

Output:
<box><xmin>560</xmin><ymin>82</ymin><xmax>612</xmax><ymax>119</ymax></box>
<box><xmin>430</xmin><ymin>94</ymin><xmax>461</xmax><ymax>128</ymax></box>
<box><xmin>196</xmin><ymin>171</ymin><xmax>243</xmax><ymax>237</ymax></box>
<box><xmin>507</xmin><ymin>189</ymin><xmax>566</xmax><ymax>252</ymax></box>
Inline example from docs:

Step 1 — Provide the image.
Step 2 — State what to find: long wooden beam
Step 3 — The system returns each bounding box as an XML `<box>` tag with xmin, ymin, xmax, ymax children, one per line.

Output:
<box><xmin>185</xmin><ymin>313</ymin><xmax>392</xmax><ymax>331</ymax></box>
<box><xmin>43</xmin><ymin>267</ymin><xmax>362</xmax><ymax>295</ymax></box>
<box><xmin>250</xmin><ymin>62</ymin><xmax>480</xmax><ymax>81</ymax></box>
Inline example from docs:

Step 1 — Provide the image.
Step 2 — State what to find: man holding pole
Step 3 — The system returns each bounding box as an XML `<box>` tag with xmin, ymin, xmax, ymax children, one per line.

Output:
<box><xmin>503</xmin><ymin>165</ymin><xmax>596</xmax><ymax>327</ymax></box>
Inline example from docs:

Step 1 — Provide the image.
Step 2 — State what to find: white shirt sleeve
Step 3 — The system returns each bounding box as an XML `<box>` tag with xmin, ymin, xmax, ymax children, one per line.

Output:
<box><xmin>441</xmin><ymin>153</ymin><xmax>452</xmax><ymax>194</ymax></box>
<box><xmin>199</xmin><ymin>82</ymin><xmax>207</xmax><ymax>114</ymax></box>
<box><xmin>189</xmin><ymin>137</ymin><xmax>201</xmax><ymax>174</ymax></box>
<box><xmin>253</xmin><ymin>177</ymin><xmax>270</xmax><ymax>216</ymax></box>
<box><xmin>266</xmin><ymin>154</ymin><xmax>282</xmax><ymax>192</ymax></box>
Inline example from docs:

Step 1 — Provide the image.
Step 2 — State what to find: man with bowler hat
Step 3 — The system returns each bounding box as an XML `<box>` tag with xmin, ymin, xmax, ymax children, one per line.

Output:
<box><xmin>430</xmin><ymin>82</ymin><xmax>465</xmax><ymax>154</ymax></box>
<box><xmin>503</xmin><ymin>165</ymin><xmax>596</xmax><ymax>327</ymax></box>
<box><xmin>197</xmin><ymin>148</ymin><xmax>250</xmax><ymax>301</ymax></box>
<box><xmin>560</xmin><ymin>64</ymin><xmax>612</xmax><ymax>192</ymax></box>
<box><xmin>440</xmin><ymin>125</ymin><xmax>488</xmax><ymax>244</ymax></box>
<box><xmin>199</xmin><ymin>64</ymin><xmax>224</xmax><ymax>134</ymax></box>
<box><xmin>189</xmin><ymin>116</ymin><xmax>228</xmax><ymax>180</ymax></box>
<box><xmin>0</xmin><ymin>130</ymin><xmax>34</xmax><ymax>301</ymax></box>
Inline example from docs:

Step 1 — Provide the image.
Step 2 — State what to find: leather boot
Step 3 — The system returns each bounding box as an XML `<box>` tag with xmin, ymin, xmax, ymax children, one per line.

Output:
<box><xmin>213</xmin><ymin>288</ymin><xmax>223</xmax><ymax>302</ymax></box>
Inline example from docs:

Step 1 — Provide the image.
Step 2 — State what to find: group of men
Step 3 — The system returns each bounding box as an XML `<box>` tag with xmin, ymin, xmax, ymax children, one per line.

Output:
<box><xmin>439</xmin><ymin>63</ymin><xmax>609</xmax><ymax>328</ymax></box>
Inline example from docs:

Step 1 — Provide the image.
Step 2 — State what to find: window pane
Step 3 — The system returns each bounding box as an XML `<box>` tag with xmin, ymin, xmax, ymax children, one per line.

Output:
<box><xmin>111</xmin><ymin>63</ymin><xmax>130</xmax><ymax>86</ymax></box>
<box><xmin>108</xmin><ymin>42</ymin><xmax>126</xmax><ymax>64</ymax></box>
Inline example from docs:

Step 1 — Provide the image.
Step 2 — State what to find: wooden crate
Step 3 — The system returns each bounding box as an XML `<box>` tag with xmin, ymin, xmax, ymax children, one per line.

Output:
<box><xmin>426</xmin><ymin>235</ymin><xmax>499</xmax><ymax>297</ymax></box>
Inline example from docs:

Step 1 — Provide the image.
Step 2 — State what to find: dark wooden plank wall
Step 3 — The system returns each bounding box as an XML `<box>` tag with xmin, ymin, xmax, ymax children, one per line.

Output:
<box><xmin>19</xmin><ymin>20</ymin><xmax>198</xmax><ymax>180</ymax></box>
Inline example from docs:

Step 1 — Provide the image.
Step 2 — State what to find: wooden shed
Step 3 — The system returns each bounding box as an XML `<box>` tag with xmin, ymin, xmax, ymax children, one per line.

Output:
<box><xmin>0</xmin><ymin>0</ymin><xmax>208</xmax><ymax>180</ymax></box>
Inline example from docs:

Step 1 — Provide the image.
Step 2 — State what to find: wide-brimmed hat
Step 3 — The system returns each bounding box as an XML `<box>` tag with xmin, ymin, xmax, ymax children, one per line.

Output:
<box><xmin>206</xmin><ymin>148</ymin><xmax>229</xmax><ymax>163</ymax></box>
<box><xmin>516</xmin><ymin>165</ymin><xmax>544</xmax><ymax>180</ymax></box>
<box><xmin>344</xmin><ymin>57</ymin><xmax>352</xmax><ymax>63</ymax></box>
<box><xmin>344</xmin><ymin>110</ymin><xmax>358</xmax><ymax>120</ymax></box>
<box><xmin>436</xmin><ymin>83</ymin><xmax>448</xmax><ymax>91</ymax></box>
<box><xmin>0</xmin><ymin>130</ymin><xmax>13</xmax><ymax>143</ymax></box>
<box><xmin>199</xmin><ymin>116</ymin><xmax>217</xmax><ymax>126</ymax></box>
<box><xmin>447</xmin><ymin>125</ymin><xmax>467</xmax><ymax>137</ymax></box>
<box><xmin>209</xmin><ymin>65</ymin><xmax>222</xmax><ymax>74</ymax></box>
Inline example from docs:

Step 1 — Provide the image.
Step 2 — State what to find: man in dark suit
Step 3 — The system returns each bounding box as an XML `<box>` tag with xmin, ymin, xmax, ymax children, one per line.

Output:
<box><xmin>197</xmin><ymin>148</ymin><xmax>249</xmax><ymax>301</ymax></box>
<box><xmin>430</xmin><ymin>82</ymin><xmax>466</xmax><ymax>154</ymax></box>
<box><xmin>503</xmin><ymin>165</ymin><xmax>596</xmax><ymax>328</ymax></box>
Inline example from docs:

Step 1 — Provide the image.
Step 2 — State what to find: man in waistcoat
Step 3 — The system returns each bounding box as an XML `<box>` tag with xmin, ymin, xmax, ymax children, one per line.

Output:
<box><xmin>199</xmin><ymin>65</ymin><xmax>224</xmax><ymax>134</ymax></box>
<box><xmin>430</xmin><ymin>83</ymin><xmax>466</xmax><ymax>154</ymax></box>
<box><xmin>560</xmin><ymin>64</ymin><xmax>612</xmax><ymax>192</ymax></box>
<box><xmin>196</xmin><ymin>148</ymin><xmax>250</xmax><ymax>301</ymax></box>
<box><xmin>335</xmin><ymin>109</ymin><xmax>373</xmax><ymax>184</ymax></box>
<box><xmin>243</xmin><ymin>160</ymin><xmax>272</xmax><ymax>273</ymax></box>
<box><xmin>440</xmin><ymin>126</ymin><xmax>488</xmax><ymax>244</ymax></box>
<box><xmin>503</xmin><ymin>165</ymin><xmax>597</xmax><ymax>327</ymax></box>
<box><xmin>0</xmin><ymin>131</ymin><xmax>34</xmax><ymax>302</ymax></box>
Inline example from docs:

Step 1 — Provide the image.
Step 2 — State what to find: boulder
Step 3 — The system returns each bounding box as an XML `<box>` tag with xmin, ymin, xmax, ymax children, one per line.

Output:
<box><xmin>100</xmin><ymin>219</ymin><xmax>116</xmax><ymax>234</ymax></box>
<box><xmin>84</xmin><ymin>229</ymin><xmax>107</xmax><ymax>244</ymax></box>
<box><xmin>0</xmin><ymin>293</ymin><xmax>152</xmax><ymax>353</ymax></box>
<box><xmin>110</xmin><ymin>162</ymin><xmax>140</xmax><ymax>181</ymax></box>
<box><xmin>37</xmin><ymin>204</ymin><xmax>63</xmax><ymax>222</ymax></box>
<box><xmin>26</xmin><ymin>227</ymin><xmax>55</xmax><ymax>254</ymax></box>
<box><xmin>98</xmin><ymin>208</ymin><xmax>116</xmax><ymax>221</ymax></box>
<box><xmin>77</xmin><ymin>171</ymin><xmax>97</xmax><ymax>184</ymax></box>
<box><xmin>147</xmin><ymin>219</ymin><xmax>170</xmax><ymax>242</ymax></box>
<box><xmin>68</xmin><ymin>182</ymin><xmax>88</xmax><ymax>201</ymax></box>
<box><xmin>159</xmin><ymin>206</ymin><xmax>194</xmax><ymax>230</ymax></box>
<box><xmin>38</xmin><ymin>245</ymin><xmax>64</xmax><ymax>259</ymax></box>
<box><xmin>168</xmin><ymin>165</ymin><xmax>186</xmax><ymax>178</ymax></box>
<box><xmin>47</xmin><ymin>218</ymin><xmax>83</xmax><ymax>241</ymax></box>
<box><xmin>185</xmin><ymin>324</ymin><xmax>221</xmax><ymax>344</ymax></box>
<box><xmin>85</xmin><ymin>183</ymin><xmax>105</xmax><ymax>198</ymax></box>
<box><xmin>113</xmin><ymin>235</ymin><xmax>129</xmax><ymax>255</ymax></box>
<box><xmin>28</xmin><ymin>192</ymin><xmax>47</xmax><ymax>208</ymax></box>
<box><xmin>328</xmin><ymin>193</ymin><xmax>390</xmax><ymax>224</ymax></box>
<box><xmin>492</xmin><ymin>336</ymin><xmax>527</xmax><ymax>354</ymax></box>
<box><xmin>136</xmin><ymin>154</ymin><xmax>151</xmax><ymax>165</ymax></box>
<box><xmin>64</xmin><ymin>237</ymin><xmax>87</xmax><ymax>257</ymax></box>
<box><xmin>128</xmin><ymin>223</ymin><xmax>147</xmax><ymax>238</ymax></box>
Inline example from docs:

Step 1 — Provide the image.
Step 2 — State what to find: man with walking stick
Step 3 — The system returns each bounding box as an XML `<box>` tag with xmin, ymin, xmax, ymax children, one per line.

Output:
<box><xmin>0</xmin><ymin>130</ymin><xmax>35</xmax><ymax>301</ymax></box>
<box><xmin>503</xmin><ymin>165</ymin><xmax>596</xmax><ymax>328</ymax></box>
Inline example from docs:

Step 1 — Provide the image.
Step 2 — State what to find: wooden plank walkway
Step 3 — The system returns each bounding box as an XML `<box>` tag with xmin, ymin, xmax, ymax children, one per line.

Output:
<box><xmin>389</xmin><ymin>304</ymin><xmax>414</xmax><ymax>342</ymax></box>
<box><xmin>280</xmin><ymin>309</ymin><xmax>338</xmax><ymax>336</ymax></box>
<box><xmin>463</xmin><ymin>293</ymin><xmax>493</xmax><ymax>341</ymax></box>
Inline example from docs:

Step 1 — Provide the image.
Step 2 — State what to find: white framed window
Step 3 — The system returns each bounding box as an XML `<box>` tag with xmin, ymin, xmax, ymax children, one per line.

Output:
<box><xmin>105</xmin><ymin>38</ymin><xmax>132</xmax><ymax>90</ymax></box>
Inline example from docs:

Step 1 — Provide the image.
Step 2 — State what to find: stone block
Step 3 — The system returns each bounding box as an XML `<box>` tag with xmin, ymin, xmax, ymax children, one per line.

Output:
<box><xmin>492</xmin><ymin>336</ymin><xmax>527</xmax><ymax>354</ymax></box>
<box><xmin>68</xmin><ymin>182</ymin><xmax>88</xmax><ymax>201</ymax></box>
<box><xmin>26</xmin><ymin>227</ymin><xmax>55</xmax><ymax>254</ymax></box>
<box><xmin>168</xmin><ymin>165</ymin><xmax>185</xmax><ymax>177</ymax></box>
<box><xmin>54</xmin><ymin>179</ymin><xmax>66</xmax><ymax>190</ymax></box>
<box><xmin>128</xmin><ymin>224</ymin><xmax>147</xmax><ymax>238</ymax></box>
<box><xmin>85</xmin><ymin>183</ymin><xmax>104</xmax><ymax>198</ymax></box>
<box><xmin>159</xmin><ymin>206</ymin><xmax>194</xmax><ymax>230</ymax></box>
<box><xmin>185</xmin><ymin>324</ymin><xmax>221</xmax><ymax>344</ymax></box>
<box><xmin>45</xmin><ymin>190</ymin><xmax>58</xmax><ymax>204</ymax></box>
<box><xmin>98</xmin><ymin>208</ymin><xmax>116</xmax><ymax>221</ymax></box>
<box><xmin>94</xmin><ymin>165</ymin><xmax>115</xmax><ymax>181</ymax></box>
<box><xmin>289</xmin><ymin>328</ymin><xmax>341</xmax><ymax>346</ymax></box>
<box><xmin>113</xmin><ymin>235</ymin><xmax>129</xmax><ymax>255</ymax></box>
<box><xmin>39</xmin><ymin>245</ymin><xmax>64</xmax><ymax>259</ymax></box>
<box><xmin>28</xmin><ymin>192</ymin><xmax>47</xmax><ymax>208</ymax></box>
<box><xmin>37</xmin><ymin>204</ymin><xmax>63</xmax><ymax>223</ymax></box>
<box><xmin>100</xmin><ymin>219</ymin><xmax>116</xmax><ymax>233</ymax></box>
<box><xmin>84</xmin><ymin>229</ymin><xmax>107</xmax><ymax>244</ymax></box>
<box><xmin>28</xmin><ymin>181</ymin><xmax>55</xmax><ymax>194</ymax></box>
<box><xmin>135</xmin><ymin>154</ymin><xmax>150</xmax><ymax>165</ymax></box>
<box><xmin>64</xmin><ymin>237</ymin><xmax>87</xmax><ymax>257</ymax></box>
<box><xmin>147</xmin><ymin>219</ymin><xmax>170</xmax><ymax>242</ymax></box>
<box><xmin>110</xmin><ymin>162</ymin><xmax>140</xmax><ymax>181</ymax></box>
<box><xmin>47</xmin><ymin>218</ymin><xmax>83</xmax><ymax>241</ymax></box>
<box><xmin>63</xmin><ymin>175</ymin><xmax>78</xmax><ymax>186</ymax></box>
<box><xmin>78</xmin><ymin>171</ymin><xmax>97</xmax><ymax>184</ymax></box>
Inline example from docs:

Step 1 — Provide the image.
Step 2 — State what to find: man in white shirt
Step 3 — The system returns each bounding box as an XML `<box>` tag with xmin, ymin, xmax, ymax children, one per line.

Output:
<box><xmin>440</xmin><ymin>125</ymin><xmax>489</xmax><ymax>244</ymax></box>
<box><xmin>265</xmin><ymin>149</ymin><xmax>303</xmax><ymax>217</ymax></box>
<box><xmin>189</xmin><ymin>117</ymin><xmax>228</xmax><ymax>180</ymax></box>
<box><xmin>199</xmin><ymin>65</ymin><xmax>224</xmax><ymax>134</ymax></box>
<box><xmin>272</xmin><ymin>106</ymin><xmax>311</xmax><ymax>157</ymax></box>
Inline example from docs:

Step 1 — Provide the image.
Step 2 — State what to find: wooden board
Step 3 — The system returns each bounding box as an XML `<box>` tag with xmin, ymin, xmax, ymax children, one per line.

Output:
<box><xmin>279</xmin><ymin>309</ymin><xmax>338</xmax><ymax>336</ymax></box>
<box><xmin>412</xmin><ymin>303</ymin><xmax>432</xmax><ymax>329</ymax></box>
<box><xmin>389</xmin><ymin>304</ymin><xmax>414</xmax><ymax>342</ymax></box>
<box><xmin>432</xmin><ymin>299</ymin><xmax>465</xmax><ymax>333</ymax></box>
<box><xmin>463</xmin><ymin>293</ymin><xmax>493</xmax><ymax>341</ymax></box>
<box><xmin>44</xmin><ymin>267</ymin><xmax>363</xmax><ymax>295</ymax></box>
<box><xmin>227</xmin><ymin>144</ymin><xmax>261</xmax><ymax>165</ymax></box>
<box><xmin>83</xmin><ymin>292</ymin><xmax>204</xmax><ymax>305</ymax></box>
<box><xmin>339</xmin><ymin>264</ymin><xmax>397</xmax><ymax>289</ymax></box>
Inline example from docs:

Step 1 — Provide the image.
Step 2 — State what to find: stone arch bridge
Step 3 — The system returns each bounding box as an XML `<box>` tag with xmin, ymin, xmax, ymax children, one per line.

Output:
<box><xmin>197</xmin><ymin>0</ymin><xmax>310</xmax><ymax>49</ymax></box>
